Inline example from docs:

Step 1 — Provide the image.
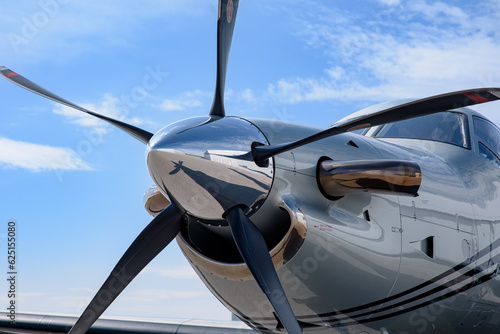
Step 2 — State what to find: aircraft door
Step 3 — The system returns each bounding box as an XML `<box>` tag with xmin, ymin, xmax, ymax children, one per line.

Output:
<box><xmin>391</xmin><ymin>152</ymin><xmax>477</xmax><ymax>318</ymax></box>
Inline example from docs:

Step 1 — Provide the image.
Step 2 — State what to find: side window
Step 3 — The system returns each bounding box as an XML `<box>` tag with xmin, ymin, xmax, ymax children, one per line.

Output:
<box><xmin>473</xmin><ymin>117</ymin><xmax>500</xmax><ymax>167</ymax></box>
<box><xmin>478</xmin><ymin>142</ymin><xmax>500</xmax><ymax>168</ymax></box>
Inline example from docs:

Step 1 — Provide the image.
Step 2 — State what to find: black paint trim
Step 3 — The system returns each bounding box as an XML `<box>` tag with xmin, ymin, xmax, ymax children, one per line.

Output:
<box><xmin>250</xmin><ymin>237</ymin><xmax>500</xmax><ymax>328</ymax></box>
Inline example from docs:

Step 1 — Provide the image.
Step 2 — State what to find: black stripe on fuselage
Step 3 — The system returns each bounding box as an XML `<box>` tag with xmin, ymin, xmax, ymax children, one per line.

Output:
<box><xmin>316</xmin><ymin>236</ymin><xmax>500</xmax><ymax>321</ymax></box>
<box><xmin>320</xmin><ymin>251</ymin><xmax>500</xmax><ymax>327</ymax></box>
<box><xmin>249</xmin><ymin>237</ymin><xmax>500</xmax><ymax>328</ymax></box>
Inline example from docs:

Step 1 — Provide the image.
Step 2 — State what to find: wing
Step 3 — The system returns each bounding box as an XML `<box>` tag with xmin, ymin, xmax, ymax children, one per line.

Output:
<box><xmin>0</xmin><ymin>312</ymin><xmax>255</xmax><ymax>334</ymax></box>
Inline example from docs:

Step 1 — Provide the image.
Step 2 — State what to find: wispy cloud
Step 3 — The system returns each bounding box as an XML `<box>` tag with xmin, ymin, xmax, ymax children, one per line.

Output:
<box><xmin>0</xmin><ymin>137</ymin><xmax>91</xmax><ymax>172</ymax></box>
<box><xmin>265</xmin><ymin>0</ymin><xmax>500</xmax><ymax>104</ymax></box>
<box><xmin>53</xmin><ymin>94</ymin><xmax>147</xmax><ymax>134</ymax></box>
<box><xmin>159</xmin><ymin>90</ymin><xmax>211</xmax><ymax>111</ymax></box>
<box><xmin>158</xmin><ymin>88</ymin><xmax>263</xmax><ymax>115</ymax></box>
<box><xmin>239</xmin><ymin>89</ymin><xmax>257</xmax><ymax>103</ymax></box>
<box><xmin>377</xmin><ymin>0</ymin><xmax>401</xmax><ymax>5</ymax></box>
<box><xmin>155</xmin><ymin>0</ymin><xmax>500</xmax><ymax>115</ymax></box>
<box><xmin>410</xmin><ymin>1</ymin><xmax>468</xmax><ymax>22</ymax></box>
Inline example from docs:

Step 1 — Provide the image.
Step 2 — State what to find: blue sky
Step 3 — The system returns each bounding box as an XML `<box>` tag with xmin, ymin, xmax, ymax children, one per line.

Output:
<box><xmin>1</xmin><ymin>0</ymin><xmax>500</xmax><ymax>322</ymax></box>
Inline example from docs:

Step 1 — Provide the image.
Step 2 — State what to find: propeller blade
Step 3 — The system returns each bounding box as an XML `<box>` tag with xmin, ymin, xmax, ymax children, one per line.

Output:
<box><xmin>225</xmin><ymin>206</ymin><xmax>302</xmax><ymax>334</ymax></box>
<box><xmin>68</xmin><ymin>204</ymin><xmax>183</xmax><ymax>334</ymax></box>
<box><xmin>209</xmin><ymin>0</ymin><xmax>240</xmax><ymax>118</ymax></box>
<box><xmin>252</xmin><ymin>88</ymin><xmax>500</xmax><ymax>166</ymax></box>
<box><xmin>0</xmin><ymin>66</ymin><xmax>153</xmax><ymax>144</ymax></box>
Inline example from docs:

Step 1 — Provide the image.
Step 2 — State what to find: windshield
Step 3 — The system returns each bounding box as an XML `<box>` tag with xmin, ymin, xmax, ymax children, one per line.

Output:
<box><xmin>375</xmin><ymin>111</ymin><xmax>470</xmax><ymax>148</ymax></box>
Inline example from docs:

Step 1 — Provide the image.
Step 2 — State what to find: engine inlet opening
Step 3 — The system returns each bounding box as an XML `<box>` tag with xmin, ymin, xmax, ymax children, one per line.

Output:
<box><xmin>179</xmin><ymin>207</ymin><xmax>291</xmax><ymax>264</ymax></box>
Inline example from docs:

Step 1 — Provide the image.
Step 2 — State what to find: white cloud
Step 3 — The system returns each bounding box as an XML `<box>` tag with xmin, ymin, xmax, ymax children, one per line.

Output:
<box><xmin>0</xmin><ymin>137</ymin><xmax>92</xmax><ymax>172</ymax></box>
<box><xmin>159</xmin><ymin>88</ymin><xmax>262</xmax><ymax>112</ymax></box>
<box><xmin>325</xmin><ymin>66</ymin><xmax>345</xmax><ymax>81</ymax></box>
<box><xmin>266</xmin><ymin>1</ymin><xmax>500</xmax><ymax>104</ymax></box>
<box><xmin>53</xmin><ymin>94</ymin><xmax>147</xmax><ymax>134</ymax></box>
<box><xmin>376</xmin><ymin>0</ymin><xmax>401</xmax><ymax>6</ymax></box>
<box><xmin>267</xmin><ymin>79</ymin><xmax>306</xmax><ymax>104</ymax></box>
<box><xmin>149</xmin><ymin>0</ymin><xmax>500</xmax><ymax>119</ymax></box>
<box><xmin>239</xmin><ymin>89</ymin><xmax>256</xmax><ymax>103</ymax></box>
<box><xmin>159</xmin><ymin>90</ymin><xmax>211</xmax><ymax>111</ymax></box>
<box><xmin>410</xmin><ymin>1</ymin><xmax>468</xmax><ymax>22</ymax></box>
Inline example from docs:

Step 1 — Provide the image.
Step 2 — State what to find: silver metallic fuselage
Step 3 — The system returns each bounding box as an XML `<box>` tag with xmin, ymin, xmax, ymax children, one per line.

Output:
<box><xmin>146</xmin><ymin>107</ymin><xmax>500</xmax><ymax>333</ymax></box>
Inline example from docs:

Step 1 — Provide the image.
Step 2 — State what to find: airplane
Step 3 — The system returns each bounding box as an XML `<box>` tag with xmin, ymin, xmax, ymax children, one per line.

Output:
<box><xmin>1</xmin><ymin>0</ymin><xmax>500</xmax><ymax>333</ymax></box>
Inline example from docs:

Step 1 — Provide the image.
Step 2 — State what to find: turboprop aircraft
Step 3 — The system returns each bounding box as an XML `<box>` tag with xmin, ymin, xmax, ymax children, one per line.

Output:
<box><xmin>2</xmin><ymin>0</ymin><xmax>500</xmax><ymax>333</ymax></box>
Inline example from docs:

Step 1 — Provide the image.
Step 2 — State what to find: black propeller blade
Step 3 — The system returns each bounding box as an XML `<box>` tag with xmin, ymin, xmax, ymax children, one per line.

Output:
<box><xmin>68</xmin><ymin>204</ymin><xmax>183</xmax><ymax>334</ymax></box>
<box><xmin>252</xmin><ymin>88</ymin><xmax>500</xmax><ymax>166</ymax></box>
<box><xmin>209</xmin><ymin>0</ymin><xmax>239</xmax><ymax>118</ymax></box>
<box><xmin>225</xmin><ymin>206</ymin><xmax>302</xmax><ymax>334</ymax></box>
<box><xmin>0</xmin><ymin>66</ymin><xmax>153</xmax><ymax>144</ymax></box>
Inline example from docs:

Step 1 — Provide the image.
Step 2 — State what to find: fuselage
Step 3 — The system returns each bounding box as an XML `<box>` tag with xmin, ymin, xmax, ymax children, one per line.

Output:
<box><xmin>167</xmin><ymin>107</ymin><xmax>500</xmax><ymax>333</ymax></box>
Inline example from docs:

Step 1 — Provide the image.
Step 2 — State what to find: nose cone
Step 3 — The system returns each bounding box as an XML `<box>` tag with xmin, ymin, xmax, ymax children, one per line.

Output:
<box><xmin>146</xmin><ymin>117</ymin><xmax>274</xmax><ymax>220</ymax></box>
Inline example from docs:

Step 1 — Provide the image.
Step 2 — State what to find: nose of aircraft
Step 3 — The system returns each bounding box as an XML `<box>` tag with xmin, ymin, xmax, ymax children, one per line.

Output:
<box><xmin>146</xmin><ymin>116</ymin><xmax>274</xmax><ymax>220</ymax></box>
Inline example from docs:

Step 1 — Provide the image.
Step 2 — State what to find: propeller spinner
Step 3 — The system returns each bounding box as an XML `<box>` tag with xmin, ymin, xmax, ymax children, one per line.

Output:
<box><xmin>2</xmin><ymin>0</ymin><xmax>500</xmax><ymax>333</ymax></box>
<box><xmin>147</xmin><ymin>116</ymin><xmax>273</xmax><ymax>220</ymax></box>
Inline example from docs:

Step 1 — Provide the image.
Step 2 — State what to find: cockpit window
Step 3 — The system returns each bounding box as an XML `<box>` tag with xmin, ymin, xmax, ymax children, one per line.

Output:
<box><xmin>473</xmin><ymin>117</ymin><xmax>500</xmax><ymax>165</ymax></box>
<box><xmin>374</xmin><ymin>111</ymin><xmax>469</xmax><ymax>148</ymax></box>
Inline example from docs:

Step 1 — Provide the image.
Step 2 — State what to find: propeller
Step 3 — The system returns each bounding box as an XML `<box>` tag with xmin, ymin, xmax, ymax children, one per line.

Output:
<box><xmin>3</xmin><ymin>1</ymin><xmax>300</xmax><ymax>332</ymax></box>
<box><xmin>0</xmin><ymin>67</ymin><xmax>153</xmax><ymax>144</ymax></box>
<box><xmin>210</xmin><ymin>0</ymin><xmax>239</xmax><ymax>118</ymax></box>
<box><xmin>68</xmin><ymin>204</ymin><xmax>183</xmax><ymax>334</ymax></box>
<box><xmin>225</xmin><ymin>206</ymin><xmax>302</xmax><ymax>334</ymax></box>
<box><xmin>251</xmin><ymin>88</ymin><xmax>500</xmax><ymax>166</ymax></box>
